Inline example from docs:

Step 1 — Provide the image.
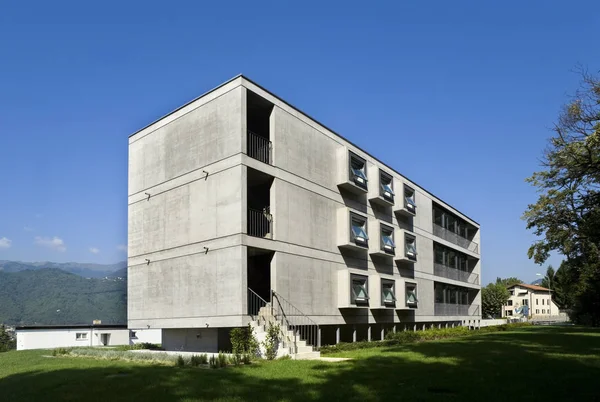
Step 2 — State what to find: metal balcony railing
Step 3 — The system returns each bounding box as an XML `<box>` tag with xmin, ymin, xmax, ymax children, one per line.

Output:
<box><xmin>247</xmin><ymin>130</ymin><xmax>272</xmax><ymax>164</ymax></box>
<box><xmin>434</xmin><ymin>263</ymin><xmax>480</xmax><ymax>285</ymax></box>
<box><xmin>434</xmin><ymin>303</ymin><xmax>480</xmax><ymax>316</ymax></box>
<box><xmin>248</xmin><ymin>207</ymin><xmax>272</xmax><ymax>239</ymax></box>
<box><xmin>433</xmin><ymin>223</ymin><xmax>479</xmax><ymax>254</ymax></box>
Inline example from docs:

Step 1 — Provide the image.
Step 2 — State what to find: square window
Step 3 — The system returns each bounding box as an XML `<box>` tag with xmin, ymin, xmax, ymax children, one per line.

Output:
<box><xmin>351</xmin><ymin>275</ymin><xmax>369</xmax><ymax>305</ymax></box>
<box><xmin>380</xmin><ymin>224</ymin><xmax>395</xmax><ymax>253</ymax></box>
<box><xmin>542</xmin><ymin>309</ymin><xmax>545</xmax><ymax>314</ymax></box>
<box><xmin>350</xmin><ymin>213</ymin><xmax>369</xmax><ymax>246</ymax></box>
<box><xmin>536</xmin><ymin>309</ymin><xmax>539</xmax><ymax>314</ymax></box>
<box><xmin>508</xmin><ymin>300</ymin><xmax>513</xmax><ymax>306</ymax></box>
<box><xmin>404</xmin><ymin>185</ymin><xmax>416</xmax><ymax>212</ymax></box>
<box><xmin>536</xmin><ymin>299</ymin><xmax>539</xmax><ymax>305</ymax></box>
<box><xmin>542</xmin><ymin>299</ymin><xmax>545</xmax><ymax>305</ymax></box>
<box><xmin>76</xmin><ymin>332</ymin><xmax>88</xmax><ymax>340</ymax></box>
<box><xmin>507</xmin><ymin>310</ymin><xmax>513</xmax><ymax>316</ymax></box>
<box><xmin>349</xmin><ymin>153</ymin><xmax>368</xmax><ymax>189</ymax></box>
<box><xmin>406</xmin><ymin>283</ymin><xmax>418</xmax><ymax>306</ymax></box>
<box><xmin>129</xmin><ymin>330</ymin><xmax>138</xmax><ymax>339</ymax></box>
<box><xmin>380</xmin><ymin>171</ymin><xmax>394</xmax><ymax>201</ymax></box>
<box><xmin>405</xmin><ymin>234</ymin><xmax>417</xmax><ymax>260</ymax></box>
<box><xmin>381</xmin><ymin>280</ymin><xmax>396</xmax><ymax>305</ymax></box>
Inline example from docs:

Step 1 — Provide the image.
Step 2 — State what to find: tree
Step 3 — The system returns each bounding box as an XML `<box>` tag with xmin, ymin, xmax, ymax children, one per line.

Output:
<box><xmin>495</xmin><ymin>277</ymin><xmax>522</xmax><ymax>287</ymax></box>
<box><xmin>0</xmin><ymin>325</ymin><xmax>15</xmax><ymax>353</ymax></box>
<box><xmin>523</xmin><ymin>68</ymin><xmax>600</xmax><ymax>325</ymax></box>
<box><xmin>482</xmin><ymin>283</ymin><xmax>510</xmax><ymax>318</ymax></box>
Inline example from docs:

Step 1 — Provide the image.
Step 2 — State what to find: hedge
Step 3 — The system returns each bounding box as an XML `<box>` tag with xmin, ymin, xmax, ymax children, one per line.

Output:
<box><xmin>319</xmin><ymin>323</ymin><xmax>531</xmax><ymax>354</ymax></box>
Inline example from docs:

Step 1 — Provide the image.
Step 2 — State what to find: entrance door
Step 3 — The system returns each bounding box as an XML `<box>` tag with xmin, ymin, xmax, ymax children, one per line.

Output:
<box><xmin>100</xmin><ymin>333</ymin><xmax>110</xmax><ymax>346</ymax></box>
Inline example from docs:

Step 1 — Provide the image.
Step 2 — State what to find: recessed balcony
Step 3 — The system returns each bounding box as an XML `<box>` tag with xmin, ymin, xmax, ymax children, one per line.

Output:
<box><xmin>368</xmin><ymin>221</ymin><xmax>396</xmax><ymax>259</ymax></box>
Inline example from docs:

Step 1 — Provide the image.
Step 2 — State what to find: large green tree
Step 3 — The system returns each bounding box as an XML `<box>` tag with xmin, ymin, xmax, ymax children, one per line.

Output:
<box><xmin>495</xmin><ymin>277</ymin><xmax>522</xmax><ymax>287</ymax></box>
<box><xmin>482</xmin><ymin>283</ymin><xmax>510</xmax><ymax>318</ymax></box>
<box><xmin>523</xmin><ymin>69</ymin><xmax>600</xmax><ymax>325</ymax></box>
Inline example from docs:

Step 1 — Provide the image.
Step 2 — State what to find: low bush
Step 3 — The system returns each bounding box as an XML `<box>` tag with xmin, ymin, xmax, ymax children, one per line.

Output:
<box><xmin>190</xmin><ymin>354</ymin><xmax>208</xmax><ymax>367</ymax></box>
<box><xmin>263</xmin><ymin>322</ymin><xmax>280</xmax><ymax>360</ymax></box>
<box><xmin>209</xmin><ymin>355</ymin><xmax>218</xmax><ymax>369</ymax></box>
<box><xmin>115</xmin><ymin>343</ymin><xmax>163</xmax><ymax>351</ymax></box>
<box><xmin>52</xmin><ymin>347</ymin><xmax>72</xmax><ymax>356</ymax></box>
<box><xmin>217</xmin><ymin>352</ymin><xmax>228</xmax><ymax>368</ymax></box>
<box><xmin>321</xmin><ymin>323</ymin><xmax>531</xmax><ymax>354</ymax></box>
<box><xmin>242</xmin><ymin>353</ymin><xmax>252</xmax><ymax>364</ymax></box>
<box><xmin>176</xmin><ymin>355</ymin><xmax>186</xmax><ymax>367</ymax></box>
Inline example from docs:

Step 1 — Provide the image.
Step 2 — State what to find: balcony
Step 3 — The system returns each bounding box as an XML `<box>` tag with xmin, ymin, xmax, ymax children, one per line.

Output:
<box><xmin>433</xmin><ymin>223</ymin><xmax>479</xmax><ymax>254</ymax></box>
<box><xmin>248</xmin><ymin>207</ymin><xmax>272</xmax><ymax>239</ymax></box>
<box><xmin>434</xmin><ymin>263</ymin><xmax>479</xmax><ymax>285</ymax></box>
<box><xmin>247</xmin><ymin>130</ymin><xmax>272</xmax><ymax>164</ymax></box>
<box><xmin>434</xmin><ymin>303</ymin><xmax>480</xmax><ymax>316</ymax></box>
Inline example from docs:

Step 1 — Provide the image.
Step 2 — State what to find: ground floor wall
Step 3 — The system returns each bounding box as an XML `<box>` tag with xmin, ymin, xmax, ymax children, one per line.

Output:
<box><xmin>16</xmin><ymin>328</ymin><xmax>130</xmax><ymax>351</ymax></box>
<box><xmin>162</xmin><ymin>328</ymin><xmax>232</xmax><ymax>353</ymax></box>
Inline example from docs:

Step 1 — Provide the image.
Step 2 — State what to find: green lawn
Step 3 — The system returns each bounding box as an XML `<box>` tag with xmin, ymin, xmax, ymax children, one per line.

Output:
<box><xmin>1</xmin><ymin>326</ymin><xmax>599</xmax><ymax>401</ymax></box>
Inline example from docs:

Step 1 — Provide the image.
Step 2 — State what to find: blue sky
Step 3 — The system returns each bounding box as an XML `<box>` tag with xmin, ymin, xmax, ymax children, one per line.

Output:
<box><xmin>0</xmin><ymin>1</ymin><xmax>598</xmax><ymax>284</ymax></box>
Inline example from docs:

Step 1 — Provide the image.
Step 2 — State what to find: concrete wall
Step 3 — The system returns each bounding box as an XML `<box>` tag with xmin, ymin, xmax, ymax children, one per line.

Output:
<box><xmin>16</xmin><ymin>328</ymin><xmax>130</xmax><ymax>351</ymax></box>
<box><xmin>162</xmin><ymin>328</ymin><xmax>219</xmax><ymax>353</ymax></box>
<box><xmin>129</xmin><ymin>328</ymin><xmax>162</xmax><ymax>345</ymax></box>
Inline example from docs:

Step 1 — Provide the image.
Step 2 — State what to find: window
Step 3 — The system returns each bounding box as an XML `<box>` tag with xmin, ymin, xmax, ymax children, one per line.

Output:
<box><xmin>381</xmin><ymin>280</ymin><xmax>396</xmax><ymax>305</ymax></box>
<box><xmin>350</xmin><ymin>213</ymin><xmax>369</xmax><ymax>246</ymax></box>
<box><xmin>404</xmin><ymin>185</ymin><xmax>416</xmax><ymax>213</ymax></box>
<box><xmin>380</xmin><ymin>171</ymin><xmax>394</xmax><ymax>201</ymax></box>
<box><xmin>458</xmin><ymin>256</ymin><xmax>468</xmax><ymax>272</ymax></box>
<box><xmin>406</xmin><ymin>283</ymin><xmax>418</xmax><ymax>306</ymax></box>
<box><xmin>460</xmin><ymin>290</ymin><xmax>469</xmax><ymax>305</ymax></box>
<box><xmin>351</xmin><ymin>275</ymin><xmax>369</xmax><ymax>305</ymax></box>
<box><xmin>445</xmin><ymin>215</ymin><xmax>456</xmax><ymax>232</ymax></box>
<box><xmin>447</xmin><ymin>250</ymin><xmax>457</xmax><ymax>269</ymax></box>
<box><xmin>434</xmin><ymin>244</ymin><xmax>444</xmax><ymax>264</ymax></box>
<box><xmin>536</xmin><ymin>299</ymin><xmax>539</xmax><ymax>305</ymax></box>
<box><xmin>129</xmin><ymin>330</ymin><xmax>138</xmax><ymax>339</ymax></box>
<box><xmin>76</xmin><ymin>332</ymin><xmax>88</xmax><ymax>341</ymax></box>
<box><xmin>433</xmin><ymin>207</ymin><xmax>444</xmax><ymax>226</ymax></box>
<box><xmin>507</xmin><ymin>300</ymin><xmax>513</xmax><ymax>306</ymax></box>
<box><xmin>380</xmin><ymin>224</ymin><xmax>395</xmax><ymax>254</ymax></box>
<box><xmin>542</xmin><ymin>309</ymin><xmax>545</xmax><ymax>314</ymax></box>
<box><xmin>506</xmin><ymin>310</ymin><xmax>513</xmax><ymax>316</ymax></box>
<box><xmin>523</xmin><ymin>299</ymin><xmax>528</xmax><ymax>306</ymax></box>
<box><xmin>349</xmin><ymin>153</ymin><xmax>368</xmax><ymax>189</ymax></box>
<box><xmin>405</xmin><ymin>234</ymin><xmax>417</xmax><ymax>261</ymax></box>
<box><xmin>542</xmin><ymin>299</ymin><xmax>545</xmax><ymax>305</ymax></box>
<box><xmin>536</xmin><ymin>309</ymin><xmax>539</xmax><ymax>314</ymax></box>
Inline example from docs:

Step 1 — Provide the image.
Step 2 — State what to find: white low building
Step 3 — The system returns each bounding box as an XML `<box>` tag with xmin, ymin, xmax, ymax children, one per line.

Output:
<box><xmin>16</xmin><ymin>325</ymin><xmax>162</xmax><ymax>351</ymax></box>
<box><xmin>502</xmin><ymin>283</ymin><xmax>561</xmax><ymax>319</ymax></box>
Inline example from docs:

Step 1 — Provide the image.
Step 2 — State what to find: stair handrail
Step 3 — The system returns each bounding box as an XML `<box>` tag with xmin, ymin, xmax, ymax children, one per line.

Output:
<box><xmin>271</xmin><ymin>290</ymin><xmax>320</xmax><ymax>352</ymax></box>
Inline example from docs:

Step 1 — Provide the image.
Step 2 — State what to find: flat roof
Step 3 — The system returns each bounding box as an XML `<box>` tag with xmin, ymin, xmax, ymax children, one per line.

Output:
<box><xmin>130</xmin><ymin>74</ymin><xmax>479</xmax><ymax>225</ymax></box>
<box><xmin>15</xmin><ymin>324</ymin><xmax>128</xmax><ymax>330</ymax></box>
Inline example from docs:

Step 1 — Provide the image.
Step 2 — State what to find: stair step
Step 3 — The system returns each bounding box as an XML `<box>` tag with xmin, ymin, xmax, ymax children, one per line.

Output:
<box><xmin>294</xmin><ymin>351</ymin><xmax>321</xmax><ymax>360</ymax></box>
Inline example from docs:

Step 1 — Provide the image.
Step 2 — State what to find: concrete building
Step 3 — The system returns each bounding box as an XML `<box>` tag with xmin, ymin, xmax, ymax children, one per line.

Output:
<box><xmin>502</xmin><ymin>283</ymin><xmax>560</xmax><ymax>319</ymax></box>
<box><xmin>15</xmin><ymin>325</ymin><xmax>161</xmax><ymax>351</ymax></box>
<box><xmin>127</xmin><ymin>75</ymin><xmax>482</xmax><ymax>354</ymax></box>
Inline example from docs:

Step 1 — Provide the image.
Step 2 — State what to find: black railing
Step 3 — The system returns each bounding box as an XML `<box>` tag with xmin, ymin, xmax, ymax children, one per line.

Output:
<box><xmin>247</xmin><ymin>287</ymin><xmax>269</xmax><ymax>318</ymax></box>
<box><xmin>434</xmin><ymin>263</ymin><xmax>480</xmax><ymax>285</ymax></box>
<box><xmin>272</xmin><ymin>290</ymin><xmax>320</xmax><ymax>352</ymax></box>
<box><xmin>433</xmin><ymin>223</ymin><xmax>479</xmax><ymax>254</ymax></box>
<box><xmin>434</xmin><ymin>303</ymin><xmax>480</xmax><ymax>316</ymax></box>
<box><xmin>248</xmin><ymin>207</ymin><xmax>272</xmax><ymax>239</ymax></box>
<box><xmin>247</xmin><ymin>130</ymin><xmax>272</xmax><ymax>164</ymax></box>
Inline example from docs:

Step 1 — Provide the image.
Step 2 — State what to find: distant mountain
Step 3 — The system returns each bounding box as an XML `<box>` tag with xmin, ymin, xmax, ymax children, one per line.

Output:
<box><xmin>531</xmin><ymin>279</ymin><xmax>543</xmax><ymax>285</ymax></box>
<box><xmin>0</xmin><ymin>260</ymin><xmax>126</xmax><ymax>278</ymax></box>
<box><xmin>0</xmin><ymin>268</ymin><xmax>126</xmax><ymax>325</ymax></box>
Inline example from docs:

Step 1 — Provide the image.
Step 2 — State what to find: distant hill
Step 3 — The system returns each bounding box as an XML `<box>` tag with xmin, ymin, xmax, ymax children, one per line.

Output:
<box><xmin>531</xmin><ymin>279</ymin><xmax>543</xmax><ymax>285</ymax></box>
<box><xmin>0</xmin><ymin>260</ymin><xmax>126</xmax><ymax>278</ymax></box>
<box><xmin>0</xmin><ymin>268</ymin><xmax>126</xmax><ymax>325</ymax></box>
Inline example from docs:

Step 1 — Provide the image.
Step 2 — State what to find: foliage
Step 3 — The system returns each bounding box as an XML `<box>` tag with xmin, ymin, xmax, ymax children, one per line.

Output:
<box><xmin>262</xmin><ymin>322</ymin><xmax>280</xmax><ymax>360</ymax></box>
<box><xmin>523</xmin><ymin>69</ymin><xmax>600</xmax><ymax>326</ymax></box>
<box><xmin>482</xmin><ymin>283</ymin><xmax>510</xmax><ymax>318</ymax></box>
<box><xmin>320</xmin><ymin>324</ymin><xmax>530</xmax><ymax>354</ymax></box>
<box><xmin>0</xmin><ymin>269</ymin><xmax>126</xmax><ymax>325</ymax></box>
<box><xmin>0</xmin><ymin>325</ymin><xmax>15</xmax><ymax>352</ymax></box>
<box><xmin>495</xmin><ymin>277</ymin><xmax>522</xmax><ymax>287</ymax></box>
<box><xmin>242</xmin><ymin>353</ymin><xmax>252</xmax><ymax>364</ymax></box>
<box><xmin>115</xmin><ymin>343</ymin><xmax>162</xmax><ymax>351</ymax></box>
<box><xmin>176</xmin><ymin>355</ymin><xmax>186</xmax><ymax>367</ymax></box>
<box><xmin>190</xmin><ymin>354</ymin><xmax>208</xmax><ymax>366</ymax></box>
<box><xmin>51</xmin><ymin>347</ymin><xmax>72</xmax><ymax>356</ymax></box>
<box><xmin>217</xmin><ymin>352</ymin><xmax>228</xmax><ymax>368</ymax></box>
<box><xmin>208</xmin><ymin>355</ymin><xmax>217</xmax><ymax>369</ymax></box>
<box><xmin>230</xmin><ymin>324</ymin><xmax>259</xmax><ymax>359</ymax></box>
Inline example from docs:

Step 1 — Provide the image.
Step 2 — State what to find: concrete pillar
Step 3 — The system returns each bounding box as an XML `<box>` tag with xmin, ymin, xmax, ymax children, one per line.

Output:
<box><xmin>352</xmin><ymin>325</ymin><xmax>357</xmax><ymax>343</ymax></box>
<box><xmin>381</xmin><ymin>327</ymin><xmax>385</xmax><ymax>340</ymax></box>
<box><xmin>393</xmin><ymin>324</ymin><xmax>396</xmax><ymax>333</ymax></box>
<box><xmin>335</xmin><ymin>327</ymin><xmax>340</xmax><ymax>344</ymax></box>
<box><xmin>367</xmin><ymin>326</ymin><xmax>372</xmax><ymax>342</ymax></box>
<box><xmin>438</xmin><ymin>323</ymin><xmax>441</xmax><ymax>329</ymax></box>
<box><xmin>318</xmin><ymin>327</ymin><xmax>321</xmax><ymax>348</ymax></box>
<box><xmin>413</xmin><ymin>324</ymin><xmax>417</xmax><ymax>332</ymax></box>
<box><xmin>452</xmin><ymin>322</ymin><xmax>455</xmax><ymax>328</ymax></box>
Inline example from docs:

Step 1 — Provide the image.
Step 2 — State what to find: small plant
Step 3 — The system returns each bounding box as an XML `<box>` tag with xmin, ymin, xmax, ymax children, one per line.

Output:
<box><xmin>190</xmin><ymin>355</ymin><xmax>202</xmax><ymax>367</ymax></box>
<box><xmin>230</xmin><ymin>324</ymin><xmax>260</xmax><ymax>359</ymax></box>
<box><xmin>230</xmin><ymin>353</ymin><xmax>242</xmax><ymax>366</ymax></box>
<box><xmin>277</xmin><ymin>354</ymin><xmax>292</xmax><ymax>360</ymax></box>
<box><xmin>176</xmin><ymin>355</ymin><xmax>186</xmax><ymax>367</ymax></box>
<box><xmin>52</xmin><ymin>347</ymin><xmax>71</xmax><ymax>356</ymax></box>
<box><xmin>217</xmin><ymin>352</ymin><xmax>228</xmax><ymax>368</ymax></box>
<box><xmin>198</xmin><ymin>353</ymin><xmax>208</xmax><ymax>364</ymax></box>
<box><xmin>242</xmin><ymin>353</ymin><xmax>252</xmax><ymax>364</ymax></box>
<box><xmin>209</xmin><ymin>355</ymin><xmax>218</xmax><ymax>369</ymax></box>
<box><xmin>262</xmin><ymin>322</ymin><xmax>280</xmax><ymax>360</ymax></box>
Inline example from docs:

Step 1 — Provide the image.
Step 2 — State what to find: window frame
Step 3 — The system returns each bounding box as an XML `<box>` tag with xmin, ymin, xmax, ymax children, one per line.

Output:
<box><xmin>507</xmin><ymin>300</ymin><xmax>513</xmax><ymax>306</ymax></box>
<box><xmin>350</xmin><ymin>274</ymin><xmax>369</xmax><ymax>305</ymax></box>
<box><xmin>380</xmin><ymin>223</ymin><xmax>395</xmax><ymax>254</ymax></box>
<box><xmin>379</xmin><ymin>170</ymin><xmax>394</xmax><ymax>201</ymax></box>
<box><xmin>349</xmin><ymin>152</ymin><xmax>368</xmax><ymax>189</ymax></box>
<box><xmin>404</xmin><ymin>185</ymin><xmax>416</xmax><ymax>213</ymax></box>
<box><xmin>405</xmin><ymin>282</ymin><xmax>418</xmax><ymax>307</ymax></box>
<box><xmin>381</xmin><ymin>279</ymin><xmax>397</xmax><ymax>306</ymax></box>
<box><xmin>75</xmin><ymin>332</ymin><xmax>88</xmax><ymax>341</ymax></box>
<box><xmin>349</xmin><ymin>212</ymin><xmax>369</xmax><ymax>247</ymax></box>
<box><xmin>405</xmin><ymin>233</ymin><xmax>417</xmax><ymax>261</ymax></box>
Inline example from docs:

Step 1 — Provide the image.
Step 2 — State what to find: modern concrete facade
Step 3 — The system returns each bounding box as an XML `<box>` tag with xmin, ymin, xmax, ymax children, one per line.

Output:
<box><xmin>502</xmin><ymin>284</ymin><xmax>559</xmax><ymax>319</ymax></box>
<box><xmin>127</xmin><ymin>75</ymin><xmax>482</xmax><ymax>351</ymax></box>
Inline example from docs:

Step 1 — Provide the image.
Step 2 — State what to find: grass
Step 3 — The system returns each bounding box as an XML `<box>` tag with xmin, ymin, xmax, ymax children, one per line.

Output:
<box><xmin>1</xmin><ymin>326</ymin><xmax>599</xmax><ymax>401</ymax></box>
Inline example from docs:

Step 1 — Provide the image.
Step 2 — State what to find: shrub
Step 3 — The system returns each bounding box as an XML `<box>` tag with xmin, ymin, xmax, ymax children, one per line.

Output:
<box><xmin>242</xmin><ymin>353</ymin><xmax>252</xmax><ymax>364</ymax></box>
<box><xmin>277</xmin><ymin>354</ymin><xmax>292</xmax><ymax>360</ymax></box>
<box><xmin>176</xmin><ymin>355</ymin><xmax>185</xmax><ymax>367</ymax></box>
<box><xmin>190</xmin><ymin>354</ymin><xmax>208</xmax><ymax>367</ymax></box>
<box><xmin>263</xmin><ymin>322</ymin><xmax>280</xmax><ymax>360</ymax></box>
<box><xmin>217</xmin><ymin>352</ymin><xmax>228</xmax><ymax>368</ymax></box>
<box><xmin>209</xmin><ymin>355</ymin><xmax>218</xmax><ymax>369</ymax></box>
<box><xmin>230</xmin><ymin>324</ymin><xmax>259</xmax><ymax>358</ymax></box>
<box><xmin>230</xmin><ymin>353</ymin><xmax>242</xmax><ymax>366</ymax></box>
<box><xmin>52</xmin><ymin>347</ymin><xmax>72</xmax><ymax>356</ymax></box>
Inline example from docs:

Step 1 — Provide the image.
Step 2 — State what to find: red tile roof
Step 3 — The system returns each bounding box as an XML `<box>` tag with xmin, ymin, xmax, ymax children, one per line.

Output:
<box><xmin>508</xmin><ymin>283</ymin><xmax>552</xmax><ymax>292</ymax></box>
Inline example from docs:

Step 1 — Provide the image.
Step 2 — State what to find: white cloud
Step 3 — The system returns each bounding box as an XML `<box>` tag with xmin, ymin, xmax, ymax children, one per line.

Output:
<box><xmin>0</xmin><ymin>237</ymin><xmax>12</xmax><ymax>249</ymax></box>
<box><xmin>89</xmin><ymin>247</ymin><xmax>100</xmax><ymax>254</ymax></box>
<box><xmin>117</xmin><ymin>244</ymin><xmax>127</xmax><ymax>252</ymax></box>
<box><xmin>34</xmin><ymin>236</ymin><xmax>66</xmax><ymax>252</ymax></box>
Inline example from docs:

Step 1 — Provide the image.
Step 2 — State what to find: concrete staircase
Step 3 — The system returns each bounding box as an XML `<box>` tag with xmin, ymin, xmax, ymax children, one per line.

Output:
<box><xmin>249</xmin><ymin>305</ymin><xmax>320</xmax><ymax>360</ymax></box>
